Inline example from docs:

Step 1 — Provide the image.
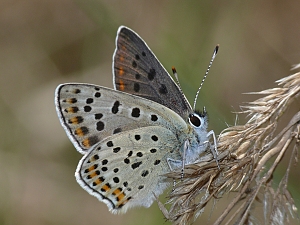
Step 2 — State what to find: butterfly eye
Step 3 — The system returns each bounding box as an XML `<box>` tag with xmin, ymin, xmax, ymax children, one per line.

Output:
<box><xmin>189</xmin><ymin>114</ymin><xmax>201</xmax><ymax>127</ymax></box>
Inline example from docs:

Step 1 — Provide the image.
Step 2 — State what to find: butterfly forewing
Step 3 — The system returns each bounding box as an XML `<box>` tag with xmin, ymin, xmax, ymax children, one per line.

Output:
<box><xmin>113</xmin><ymin>26</ymin><xmax>192</xmax><ymax>118</ymax></box>
<box><xmin>76</xmin><ymin>126</ymin><xmax>182</xmax><ymax>213</ymax></box>
<box><xmin>55</xmin><ymin>83</ymin><xmax>188</xmax><ymax>154</ymax></box>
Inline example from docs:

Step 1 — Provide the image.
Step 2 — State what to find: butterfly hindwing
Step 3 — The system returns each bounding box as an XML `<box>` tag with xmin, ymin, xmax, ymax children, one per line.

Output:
<box><xmin>76</xmin><ymin>126</ymin><xmax>182</xmax><ymax>213</ymax></box>
<box><xmin>113</xmin><ymin>26</ymin><xmax>192</xmax><ymax>118</ymax></box>
<box><xmin>55</xmin><ymin>83</ymin><xmax>188</xmax><ymax>154</ymax></box>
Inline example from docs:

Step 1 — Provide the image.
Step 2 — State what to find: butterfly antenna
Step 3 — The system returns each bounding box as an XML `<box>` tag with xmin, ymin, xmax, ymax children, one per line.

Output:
<box><xmin>193</xmin><ymin>45</ymin><xmax>219</xmax><ymax>110</ymax></box>
<box><xmin>172</xmin><ymin>66</ymin><xmax>194</xmax><ymax>111</ymax></box>
<box><xmin>172</xmin><ymin>66</ymin><xmax>187</xmax><ymax>97</ymax></box>
<box><xmin>172</xmin><ymin>66</ymin><xmax>182</xmax><ymax>89</ymax></box>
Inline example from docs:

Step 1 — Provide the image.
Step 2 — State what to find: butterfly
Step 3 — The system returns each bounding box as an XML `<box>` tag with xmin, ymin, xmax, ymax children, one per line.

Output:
<box><xmin>55</xmin><ymin>26</ymin><xmax>218</xmax><ymax>213</ymax></box>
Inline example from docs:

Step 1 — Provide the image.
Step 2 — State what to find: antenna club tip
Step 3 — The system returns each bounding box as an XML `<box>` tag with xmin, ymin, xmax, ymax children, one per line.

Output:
<box><xmin>172</xmin><ymin>66</ymin><xmax>177</xmax><ymax>73</ymax></box>
<box><xmin>215</xmin><ymin>44</ymin><xmax>219</xmax><ymax>53</ymax></box>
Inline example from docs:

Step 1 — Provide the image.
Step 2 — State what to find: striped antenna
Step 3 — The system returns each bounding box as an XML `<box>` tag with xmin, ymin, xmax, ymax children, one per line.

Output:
<box><xmin>172</xmin><ymin>66</ymin><xmax>182</xmax><ymax>89</ymax></box>
<box><xmin>193</xmin><ymin>45</ymin><xmax>219</xmax><ymax>110</ymax></box>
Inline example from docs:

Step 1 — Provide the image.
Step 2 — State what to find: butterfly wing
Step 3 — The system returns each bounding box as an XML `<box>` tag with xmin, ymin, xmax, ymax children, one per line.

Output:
<box><xmin>113</xmin><ymin>26</ymin><xmax>192</xmax><ymax>118</ymax></box>
<box><xmin>55</xmin><ymin>83</ymin><xmax>188</xmax><ymax>154</ymax></box>
<box><xmin>76</xmin><ymin>126</ymin><xmax>182</xmax><ymax>213</ymax></box>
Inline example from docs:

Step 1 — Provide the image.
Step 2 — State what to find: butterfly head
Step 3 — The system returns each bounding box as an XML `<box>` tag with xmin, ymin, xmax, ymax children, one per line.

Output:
<box><xmin>184</xmin><ymin>108</ymin><xmax>209</xmax><ymax>164</ymax></box>
<box><xmin>188</xmin><ymin>107</ymin><xmax>208</xmax><ymax>132</ymax></box>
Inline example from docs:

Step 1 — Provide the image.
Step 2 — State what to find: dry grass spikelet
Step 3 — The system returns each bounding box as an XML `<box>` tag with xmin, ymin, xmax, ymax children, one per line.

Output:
<box><xmin>161</xmin><ymin>65</ymin><xmax>300</xmax><ymax>225</ymax></box>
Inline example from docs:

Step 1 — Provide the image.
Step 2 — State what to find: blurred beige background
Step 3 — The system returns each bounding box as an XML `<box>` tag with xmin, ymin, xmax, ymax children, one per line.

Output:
<box><xmin>0</xmin><ymin>0</ymin><xmax>299</xmax><ymax>224</ymax></box>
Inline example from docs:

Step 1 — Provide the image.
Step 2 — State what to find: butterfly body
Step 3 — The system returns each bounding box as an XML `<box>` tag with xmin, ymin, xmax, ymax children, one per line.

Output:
<box><xmin>55</xmin><ymin>26</ymin><xmax>213</xmax><ymax>213</ymax></box>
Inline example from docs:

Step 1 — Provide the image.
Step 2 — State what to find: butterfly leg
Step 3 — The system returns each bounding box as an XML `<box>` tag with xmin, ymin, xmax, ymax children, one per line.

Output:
<box><xmin>180</xmin><ymin>140</ymin><xmax>190</xmax><ymax>180</ymax></box>
<box><xmin>206</xmin><ymin>130</ymin><xmax>220</xmax><ymax>169</ymax></box>
<box><xmin>167</xmin><ymin>158</ymin><xmax>182</xmax><ymax>191</ymax></box>
<box><xmin>167</xmin><ymin>140</ymin><xmax>189</xmax><ymax>191</ymax></box>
